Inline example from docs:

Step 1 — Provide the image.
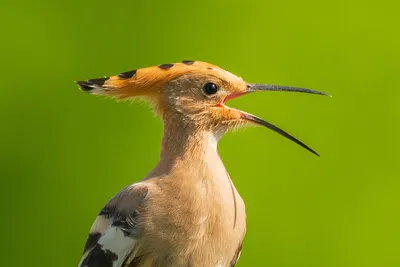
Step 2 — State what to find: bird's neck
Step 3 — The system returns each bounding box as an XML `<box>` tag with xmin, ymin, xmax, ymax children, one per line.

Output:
<box><xmin>147</xmin><ymin>116</ymin><xmax>223</xmax><ymax>179</ymax></box>
<box><xmin>146</xmin><ymin>116</ymin><xmax>242</xmax><ymax>230</ymax></box>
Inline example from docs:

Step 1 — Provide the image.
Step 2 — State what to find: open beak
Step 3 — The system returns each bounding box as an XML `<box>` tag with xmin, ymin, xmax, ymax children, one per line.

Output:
<box><xmin>226</xmin><ymin>84</ymin><xmax>330</xmax><ymax>156</ymax></box>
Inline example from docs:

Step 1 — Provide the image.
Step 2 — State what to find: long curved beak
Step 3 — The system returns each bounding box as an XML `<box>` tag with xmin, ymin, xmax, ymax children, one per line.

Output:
<box><xmin>240</xmin><ymin>84</ymin><xmax>330</xmax><ymax>156</ymax></box>
<box><xmin>247</xmin><ymin>84</ymin><xmax>331</xmax><ymax>96</ymax></box>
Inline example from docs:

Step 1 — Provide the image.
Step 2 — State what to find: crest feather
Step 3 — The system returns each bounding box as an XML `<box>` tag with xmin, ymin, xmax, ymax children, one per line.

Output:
<box><xmin>75</xmin><ymin>61</ymin><xmax>222</xmax><ymax>99</ymax></box>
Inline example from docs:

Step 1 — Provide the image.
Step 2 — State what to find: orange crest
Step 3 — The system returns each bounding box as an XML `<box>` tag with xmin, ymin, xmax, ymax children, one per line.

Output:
<box><xmin>76</xmin><ymin>61</ymin><xmax>243</xmax><ymax>99</ymax></box>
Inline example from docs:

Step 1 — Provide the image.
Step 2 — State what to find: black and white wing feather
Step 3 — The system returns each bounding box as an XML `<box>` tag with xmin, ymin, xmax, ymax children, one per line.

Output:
<box><xmin>78</xmin><ymin>184</ymin><xmax>148</xmax><ymax>267</ymax></box>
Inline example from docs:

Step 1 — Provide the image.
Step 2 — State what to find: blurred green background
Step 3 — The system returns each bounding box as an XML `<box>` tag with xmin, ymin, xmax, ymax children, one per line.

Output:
<box><xmin>1</xmin><ymin>0</ymin><xmax>399</xmax><ymax>266</ymax></box>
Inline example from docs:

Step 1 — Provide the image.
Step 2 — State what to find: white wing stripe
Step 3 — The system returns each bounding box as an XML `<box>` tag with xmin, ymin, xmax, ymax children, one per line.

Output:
<box><xmin>98</xmin><ymin>226</ymin><xmax>137</xmax><ymax>267</ymax></box>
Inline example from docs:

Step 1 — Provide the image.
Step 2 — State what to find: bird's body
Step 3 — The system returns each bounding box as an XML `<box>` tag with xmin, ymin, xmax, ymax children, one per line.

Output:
<box><xmin>81</xmin><ymin>124</ymin><xmax>245</xmax><ymax>267</ymax></box>
<box><xmin>137</xmin><ymin>134</ymin><xmax>245</xmax><ymax>267</ymax></box>
<box><xmin>76</xmin><ymin>61</ymin><xmax>327</xmax><ymax>267</ymax></box>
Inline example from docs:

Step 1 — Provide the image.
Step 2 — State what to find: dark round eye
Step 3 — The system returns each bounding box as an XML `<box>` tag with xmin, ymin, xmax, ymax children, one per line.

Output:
<box><xmin>203</xmin><ymin>82</ymin><xmax>219</xmax><ymax>95</ymax></box>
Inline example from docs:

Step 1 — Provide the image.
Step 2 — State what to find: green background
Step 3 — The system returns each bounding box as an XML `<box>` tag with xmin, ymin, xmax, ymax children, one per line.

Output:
<box><xmin>1</xmin><ymin>0</ymin><xmax>399</xmax><ymax>266</ymax></box>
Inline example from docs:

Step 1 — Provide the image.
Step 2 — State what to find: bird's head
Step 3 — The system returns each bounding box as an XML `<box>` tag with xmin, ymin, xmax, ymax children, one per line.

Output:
<box><xmin>76</xmin><ymin>61</ymin><xmax>329</xmax><ymax>156</ymax></box>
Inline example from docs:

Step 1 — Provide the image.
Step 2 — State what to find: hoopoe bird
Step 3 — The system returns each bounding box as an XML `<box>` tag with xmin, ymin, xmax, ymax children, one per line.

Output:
<box><xmin>75</xmin><ymin>60</ymin><xmax>328</xmax><ymax>267</ymax></box>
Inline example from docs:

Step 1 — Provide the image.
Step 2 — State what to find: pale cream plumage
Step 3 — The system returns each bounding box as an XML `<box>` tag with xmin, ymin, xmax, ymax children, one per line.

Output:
<box><xmin>75</xmin><ymin>60</ymin><xmax>328</xmax><ymax>267</ymax></box>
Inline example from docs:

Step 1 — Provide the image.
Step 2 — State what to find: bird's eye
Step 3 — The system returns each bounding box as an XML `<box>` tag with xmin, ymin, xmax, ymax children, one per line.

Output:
<box><xmin>203</xmin><ymin>82</ymin><xmax>219</xmax><ymax>95</ymax></box>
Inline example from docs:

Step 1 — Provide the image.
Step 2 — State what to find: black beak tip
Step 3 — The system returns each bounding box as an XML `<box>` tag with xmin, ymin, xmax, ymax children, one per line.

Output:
<box><xmin>296</xmin><ymin>143</ymin><xmax>320</xmax><ymax>157</ymax></box>
<box><xmin>320</xmin><ymin>91</ymin><xmax>332</xmax><ymax>97</ymax></box>
<box><xmin>311</xmin><ymin>150</ymin><xmax>320</xmax><ymax>157</ymax></box>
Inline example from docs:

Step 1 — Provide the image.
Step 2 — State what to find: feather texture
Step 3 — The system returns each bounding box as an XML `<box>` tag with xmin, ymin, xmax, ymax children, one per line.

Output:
<box><xmin>79</xmin><ymin>184</ymin><xmax>148</xmax><ymax>267</ymax></box>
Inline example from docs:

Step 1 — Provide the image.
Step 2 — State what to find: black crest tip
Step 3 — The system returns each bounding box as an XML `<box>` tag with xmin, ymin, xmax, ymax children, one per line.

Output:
<box><xmin>76</xmin><ymin>81</ymin><xmax>94</xmax><ymax>92</ymax></box>
<box><xmin>182</xmin><ymin>60</ymin><xmax>195</xmax><ymax>65</ymax></box>
<box><xmin>158</xmin><ymin>63</ymin><xmax>174</xmax><ymax>70</ymax></box>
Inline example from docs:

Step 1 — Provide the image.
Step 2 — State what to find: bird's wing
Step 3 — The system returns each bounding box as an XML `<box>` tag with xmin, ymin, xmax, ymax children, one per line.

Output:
<box><xmin>78</xmin><ymin>183</ymin><xmax>149</xmax><ymax>267</ymax></box>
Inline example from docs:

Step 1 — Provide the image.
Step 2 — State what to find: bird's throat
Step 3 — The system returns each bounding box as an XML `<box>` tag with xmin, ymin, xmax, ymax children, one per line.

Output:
<box><xmin>147</xmin><ymin>116</ymin><xmax>223</xmax><ymax>181</ymax></box>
